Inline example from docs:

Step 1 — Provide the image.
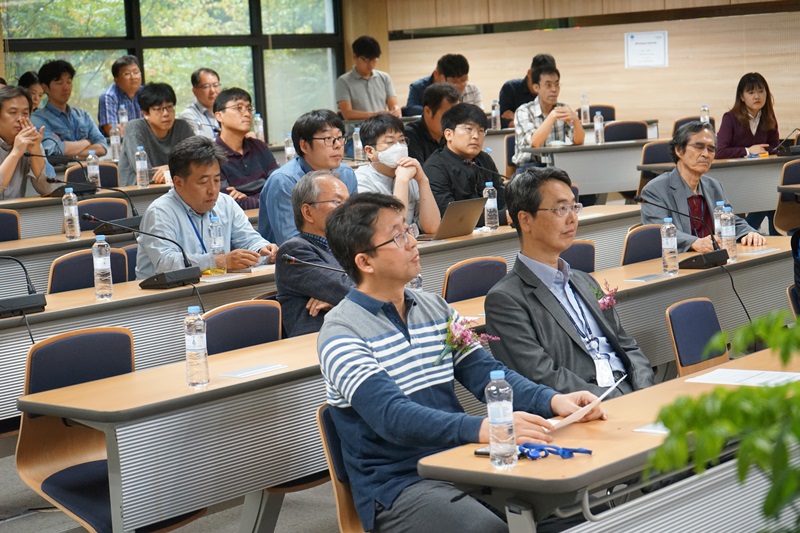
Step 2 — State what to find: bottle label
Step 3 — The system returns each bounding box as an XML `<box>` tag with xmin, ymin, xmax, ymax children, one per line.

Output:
<box><xmin>88</xmin><ymin>164</ymin><xmax>99</xmax><ymax>175</ymax></box>
<box><xmin>485</xmin><ymin>198</ymin><xmax>497</xmax><ymax>210</ymax></box>
<box><xmin>721</xmin><ymin>224</ymin><xmax>735</xmax><ymax>237</ymax></box>
<box><xmin>93</xmin><ymin>256</ymin><xmax>111</xmax><ymax>270</ymax></box>
<box><xmin>135</xmin><ymin>160</ymin><xmax>148</xmax><ymax>172</ymax></box>
<box><xmin>487</xmin><ymin>400</ymin><xmax>513</xmax><ymax>424</ymax></box>
<box><xmin>111</xmin><ymin>135</ymin><xmax>120</xmax><ymax>145</ymax></box>
<box><xmin>662</xmin><ymin>237</ymin><xmax>677</xmax><ymax>250</ymax></box>
<box><xmin>64</xmin><ymin>205</ymin><xmax>78</xmax><ymax>217</ymax></box>
<box><xmin>185</xmin><ymin>333</ymin><xmax>207</xmax><ymax>351</ymax></box>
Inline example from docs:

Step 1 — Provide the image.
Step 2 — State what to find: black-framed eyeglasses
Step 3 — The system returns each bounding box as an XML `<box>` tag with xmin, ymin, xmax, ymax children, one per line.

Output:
<box><xmin>225</xmin><ymin>104</ymin><xmax>253</xmax><ymax>115</ymax></box>
<box><xmin>360</xmin><ymin>224</ymin><xmax>419</xmax><ymax>253</ymax></box>
<box><xmin>312</xmin><ymin>135</ymin><xmax>345</xmax><ymax>147</ymax></box>
<box><xmin>149</xmin><ymin>104</ymin><xmax>175</xmax><ymax>114</ymax></box>
<box><xmin>308</xmin><ymin>198</ymin><xmax>344</xmax><ymax>208</ymax></box>
<box><xmin>536</xmin><ymin>203</ymin><xmax>583</xmax><ymax>217</ymax></box>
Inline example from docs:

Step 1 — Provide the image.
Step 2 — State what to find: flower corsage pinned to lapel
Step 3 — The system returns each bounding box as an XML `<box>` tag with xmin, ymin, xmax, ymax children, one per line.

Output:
<box><xmin>433</xmin><ymin>316</ymin><xmax>499</xmax><ymax>366</ymax></box>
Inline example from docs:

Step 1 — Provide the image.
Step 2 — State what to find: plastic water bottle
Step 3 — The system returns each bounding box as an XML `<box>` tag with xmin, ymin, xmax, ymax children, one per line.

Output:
<box><xmin>483</xmin><ymin>182</ymin><xmax>499</xmax><ymax>230</ymax></box>
<box><xmin>700</xmin><ymin>104</ymin><xmax>710</xmax><ymax>124</ymax></box>
<box><xmin>62</xmin><ymin>187</ymin><xmax>80</xmax><ymax>240</ymax></box>
<box><xmin>353</xmin><ymin>127</ymin><xmax>364</xmax><ymax>161</ymax></box>
<box><xmin>284</xmin><ymin>133</ymin><xmax>296</xmax><ymax>163</ymax></box>
<box><xmin>92</xmin><ymin>234</ymin><xmax>113</xmax><ymax>300</ymax></box>
<box><xmin>593</xmin><ymin>111</ymin><xmax>604</xmax><ymax>144</ymax></box>
<box><xmin>109</xmin><ymin>123</ymin><xmax>121</xmax><ymax>162</ymax></box>
<box><xmin>405</xmin><ymin>274</ymin><xmax>423</xmax><ymax>291</ymax></box>
<box><xmin>580</xmin><ymin>94</ymin><xmax>590</xmax><ymax>124</ymax></box>
<box><xmin>118</xmin><ymin>104</ymin><xmax>128</xmax><ymax>135</ymax></box>
<box><xmin>661</xmin><ymin>217</ymin><xmax>679</xmax><ymax>275</ymax></box>
<box><xmin>135</xmin><ymin>145</ymin><xmax>149</xmax><ymax>189</ymax></box>
<box><xmin>86</xmin><ymin>150</ymin><xmax>100</xmax><ymax>187</ymax></box>
<box><xmin>185</xmin><ymin>306</ymin><xmax>210</xmax><ymax>388</ymax></box>
<box><xmin>485</xmin><ymin>370</ymin><xmax>516</xmax><ymax>470</ymax></box>
<box><xmin>713</xmin><ymin>200</ymin><xmax>725</xmax><ymax>240</ymax></box>
<box><xmin>193</xmin><ymin>119</ymin><xmax>202</xmax><ymax>136</ymax></box>
<box><xmin>209</xmin><ymin>215</ymin><xmax>226</xmax><ymax>275</ymax></box>
<box><xmin>490</xmin><ymin>100</ymin><xmax>501</xmax><ymax>130</ymax></box>
<box><xmin>253</xmin><ymin>113</ymin><xmax>265</xmax><ymax>142</ymax></box>
<box><xmin>721</xmin><ymin>206</ymin><xmax>737</xmax><ymax>263</ymax></box>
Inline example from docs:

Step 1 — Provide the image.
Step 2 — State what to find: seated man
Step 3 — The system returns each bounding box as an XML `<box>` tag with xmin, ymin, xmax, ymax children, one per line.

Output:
<box><xmin>214</xmin><ymin>87</ymin><xmax>278</xmax><ymax>210</ymax></box>
<box><xmin>512</xmin><ymin>62</ymin><xmax>583</xmax><ymax>167</ymax></box>
<box><xmin>0</xmin><ymin>86</ymin><xmax>56</xmax><ymax>199</ymax></box>
<box><xmin>32</xmin><ymin>60</ymin><xmax>108</xmax><ymax>159</ymax></box>
<box><xmin>335</xmin><ymin>35</ymin><xmax>400</xmax><ymax>120</ymax></box>
<box><xmin>318</xmin><ymin>191</ymin><xmax>604</xmax><ymax>533</ymax></box>
<box><xmin>258</xmin><ymin>109</ymin><xmax>358</xmax><ymax>245</ymax></box>
<box><xmin>180</xmin><ymin>67</ymin><xmax>221</xmax><ymax>139</ymax></box>
<box><xmin>641</xmin><ymin>121</ymin><xmax>766</xmax><ymax>252</ymax></box>
<box><xmin>404</xmin><ymin>82</ymin><xmax>460</xmax><ymax>163</ymax></box>
<box><xmin>424</xmin><ymin>103</ymin><xmax>508</xmax><ymax>226</ymax></box>
<box><xmin>356</xmin><ymin>113</ymin><xmax>440</xmax><ymax>234</ymax></box>
<box><xmin>136</xmin><ymin>136</ymin><xmax>277</xmax><ymax>279</ymax></box>
<box><xmin>98</xmin><ymin>55</ymin><xmax>143</xmax><ymax>136</ymax></box>
<box><xmin>275</xmin><ymin>171</ymin><xmax>354</xmax><ymax>337</ymax></box>
<box><xmin>405</xmin><ymin>54</ymin><xmax>482</xmax><ymax>116</ymax></box>
<box><xmin>498</xmin><ymin>53</ymin><xmax>555</xmax><ymax>128</ymax></box>
<box><xmin>119</xmin><ymin>82</ymin><xmax>195</xmax><ymax>186</ymax></box>
<box><xmin>485</xmin><ymin>167</ymin><xmax>655</xmax><ymax>397</ymax></box>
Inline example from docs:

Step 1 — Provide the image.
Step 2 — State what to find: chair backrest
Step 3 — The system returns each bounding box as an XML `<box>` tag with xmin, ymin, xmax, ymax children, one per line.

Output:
<box><xmin>571</xmin><ymin>183</ymin><xmax>580</xmax><ymax>202</ymax></box>
<box><xmin>774</xmin><ymin>159</ymin><xmax>800</xmax><ymax>235</ymax></box>
<box><xmin>620</xmin><ymin>224</ymin><xmax>662</xmax><ymax>266</ymax></box>
<box><xmin>441</xmin><ymin>256</ymin><xmax>508</xmax><ymax>303</ymax></box>
<box><xmin>788</xmin><ymin>284</ymin><xmax>800</xmax><ymax>319</ymax></box>
<box><xmin>560</xmin><ymin>239</ymin><xmax>595</xmax><ymax>273</ymax></box>
<box><xmin>203</xmin><ymin>300</ymin><xmax>282</xmax><ymax>355</ymax></box>
<box><xmin>666</xmin><ymin>298</ymin><xmax>728</xmax><ymax>377</ymax></box>
<box><xmin>65</xmin><ymin>162</ymin><xmax>120</xmax><ymax>189</ymax></box>
<box><xmin>76</xmin><ymin>198</ymin><xmax>128</xmax><ymax>231</ymax></box>
<box><xmin>316</xmin><ymin>404</ymin><xmax>365</xmax><ymax>533</ymax></box>
<box><xmin>672</xmin><ymin>116</ymin><xmax>716</xmax><ymax>135</ymax></box>
<box><xmin>0</xmin><ymin>208</ymin><xmax>21</xmax><ymax>242</ymax></box>
<box><xmin>121</xmin><ymin>243</ymin><xmax>137</xmax><ymax>282</ymax></box>
<box><xmin>48</xmin><ymin>248</ymin><xmax>128</xmax><ymax>294</ymax></box>
<box><xmin>603</xmin><ymin>120</ymin><xmax>648</xmax><ymax>143</ymax></box>
<box><xmin>504</xmin><ymin>133</ymin><xmax>516</xmax><ymax>177</ymax></box>
<box><xmin>638</xmin><ymin>140</ymin><xmax>673</xmax><ymax>195</ymax></box>
<box><xmin>589</xmin><ymin>104</ymin><xmax>615</xmax><ymax>121</ymax></box>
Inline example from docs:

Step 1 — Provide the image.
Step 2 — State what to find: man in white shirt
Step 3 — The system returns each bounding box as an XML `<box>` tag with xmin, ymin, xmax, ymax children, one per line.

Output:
<box><xmin>179</xmin><ymin>68</ymin><xmax>221</xmax><ymax>139</ymax></box>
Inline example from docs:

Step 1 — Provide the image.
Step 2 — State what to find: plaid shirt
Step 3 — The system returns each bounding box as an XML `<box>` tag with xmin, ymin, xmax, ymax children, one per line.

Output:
<box><xmin>460</xmin><ymin>83</ymin><xmax>483</xmax><ymax>109</ymax></box>
<box><xmin>513</xmin><ymin>96</ymin><xmax>574</xmax><ymax>165</ymax></box>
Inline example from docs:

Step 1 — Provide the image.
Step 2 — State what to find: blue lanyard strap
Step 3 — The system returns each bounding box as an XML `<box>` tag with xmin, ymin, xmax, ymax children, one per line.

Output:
<box><xmin>186</xmin><ymin>211</ymin><xmax>207</xmax><ymax>254</ymax></box>
<box><xmin>553</xmin><ymin>280</ymin><xmax>600</xmax><ymax>352</ymax></box>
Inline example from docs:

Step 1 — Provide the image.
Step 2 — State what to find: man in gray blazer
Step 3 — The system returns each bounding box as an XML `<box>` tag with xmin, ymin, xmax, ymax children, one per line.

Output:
<box><xmin>485</xmin><ymin>167</ymin><xmax>654</xmax><ymax>397</ymax></box>
<box><xmin>640</xmin><ymin>121</ymin><xmax>765</xmax><ymax>252</ymax></box>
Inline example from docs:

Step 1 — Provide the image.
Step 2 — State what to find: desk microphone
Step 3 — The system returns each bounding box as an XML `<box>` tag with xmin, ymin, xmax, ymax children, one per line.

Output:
<box><xmin>192</xmin><ymin>120</ymin><xmax>220</xmax><ymax>134</ymax></box>
<box><xmin>81</xmin><ymin>213</ymin><xmax>201</xmax><ymax>289</ymax></box>
<box><xmin>0</xmin><ymin>256</ymin><xmax>47</xmax><ymax>318</ymax></box>
<box><xmin>281</xmin><ymin>254</ymin><xmax>345</xmax><ymax>273</ymax></box>
<box><xmin>47</xmin><ymin>176</ymin><xmax>142</xmax><ymax>233</ymax></box>
<box><xmin>462</xmin><ymin>159</ymin><xmax>512</xmax><ymax>182</ymax></box>
<box><xmin>632</xmin><ymin>195</ymin><xmax>728</xmax><ymax>269</ymax></box>
<box><xmin>771</xmin><ymin>128</ymin><xmax>800</xmax><ymax>156</ymax></box>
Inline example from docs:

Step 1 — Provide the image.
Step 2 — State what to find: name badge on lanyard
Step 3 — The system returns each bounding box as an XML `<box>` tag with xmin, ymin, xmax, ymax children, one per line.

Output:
<box><xmin>594</xmin><ymin>358</ymin><xmax>615</xmax><ymax>387</ymax></box>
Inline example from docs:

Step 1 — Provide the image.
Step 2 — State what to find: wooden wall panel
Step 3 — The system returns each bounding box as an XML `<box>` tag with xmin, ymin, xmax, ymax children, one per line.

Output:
<box><xmin>665</xmin><ymin>0</ymin><xmax>730</xmax><ymax>7</ymax></box>
<box><xmin>489</xmin><ymin>0</ymin><xmax>545</xmax><ymax>23</ymax></box>
<box><xmin>436</xmin><ymin>0</ymin><xmax>490</xmax><ymax>27</ymax></box>
<box><xmin>341</xmin><ymin>0</ymin><xmax>391</xmax><ymax>71</ymax></box>
<box><xmin>544</xmin><ymin>0</ymin><xmax>604</xmax><ymax>18</ymax></box>
<box><xmin>388</xmin><ymin>0</ymin><xmax>437</xmax><ymax>31</ymax></box>
<box><xmin>603</xmin><ymin>0</ymin><xmax>665</xmax><ymax>14</ymax></box>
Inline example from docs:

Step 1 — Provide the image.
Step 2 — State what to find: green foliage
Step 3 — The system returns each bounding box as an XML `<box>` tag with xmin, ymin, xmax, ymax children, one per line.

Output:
<box><xmin>4</xmin><ymin>0</ymin><xmax>126</xmax><ymax>39</ymax></box>
<box><xmin>139</xmin><ymin>0</ymin><xmax>250</xmax><ymax>37</ymax></box>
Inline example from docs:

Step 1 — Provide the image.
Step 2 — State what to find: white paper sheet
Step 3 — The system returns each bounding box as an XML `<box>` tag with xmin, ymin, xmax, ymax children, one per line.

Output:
<box><xmin>686</xmin><ymin>369</ymin><xmax>800</xmax><ymax>387</ymax></box>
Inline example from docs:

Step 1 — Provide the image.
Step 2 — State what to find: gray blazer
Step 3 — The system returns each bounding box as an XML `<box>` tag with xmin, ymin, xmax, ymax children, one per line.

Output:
<box><xmin>640</xmin><ymin>167</ymin><xmax>756</xmax><ymax>252</ymax></box>
<box><xmin>485</xmin><ymin>261</ymin><xmax>654</xmax><ymax>398</ymax></box>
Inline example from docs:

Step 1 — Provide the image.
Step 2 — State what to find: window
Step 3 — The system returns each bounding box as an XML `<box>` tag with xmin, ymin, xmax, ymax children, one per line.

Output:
<box><xmin>4</xmin><ymin>0</ymin><xmax>126</xmax><ymax>39</ymax></box>
<box><xmin>139</xmin><ymin>0</ymin><xmax>250</xmax><ymax>37</ymax></box>
<box><xmin>261</xmin><ymin>0</ymin><xmax>335</xmax><ymax>34</ymax></box>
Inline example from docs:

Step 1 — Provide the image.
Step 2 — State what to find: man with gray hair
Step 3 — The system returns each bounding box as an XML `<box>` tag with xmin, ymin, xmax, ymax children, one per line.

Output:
<box><xmin>179</xmin><ymin>67</ymin><xmax>221</xmax><ymax>139</ymax></box>
<box><xmin>275</xmin><ymin>170</ymin><xmax>354</xmax><ymax>337</ymax></box>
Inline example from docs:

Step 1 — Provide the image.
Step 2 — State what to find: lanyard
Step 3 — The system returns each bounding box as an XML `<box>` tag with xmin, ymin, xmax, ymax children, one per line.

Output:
<box><xmin>186</xmin><ymin>211</ymin><xmax>207</xmax><ymax>254</ymax></box>
<box><xmin>553</xmin><ymin>280</ymin><xmax>601</xmax><ymax>354</ymax></box>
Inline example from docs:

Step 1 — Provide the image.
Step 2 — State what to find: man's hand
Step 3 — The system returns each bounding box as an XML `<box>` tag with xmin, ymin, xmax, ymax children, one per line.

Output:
<box><xmin>550</xmin><ymin>391</ymin><xmax>607</xmax><ymax>422</ymax></box>
<box><xmin>388</xmin><ymin>106</ymin><xmax>402</xmax><ymax>118</ymax></box>
<box><xmin>151</xmin><ymin>165</ymin><xmax>170</xmax><ymax>184</ymax></box>
<box><xmin>226</xmin><ymin>186</ymin><xmax>246</xmax><ymax>200</ymax></box>
<box><xmin>306</xmin><ymin>297</ymin><xmax>333</xmax><ymax>317</ymax></box>
<box><xmin>549</xmin><ymin>106</ymin><xmax>574</xmax><ymax>125</ymax></box>
<box><xmin>259</xmin><ymin>243</ymin><xmax>278</xmax><ymax>263</ymax></box>
<box><xmin>740</xmin><ymin>231</ymin><xmax>767</xmax><ymax>247</ymax></box>
<box><xmin>396</xmin><ymin>157</ymin><xmax>426</xmax><ymax>181</ymax></box>
<box><xmin>690</xmin><ymin>235</ymin><xmax>721</xmax><ymax>253</ymax></box>
<box><xmin>747</xmin><ymin>144</ymin><xmax>769</xmax><ymax>155</ymax></box>
<box><xmin>13</xmin><ymin>119</ymin><xmax>44</xmax><ymax>155</ymax></box>
<box><xmin>226</xmin><ymin>248</ymin><xmax>261</xmax><ymax>269</ymax></box>
<box><xmin>478</xmin><ymin>412</ymin><xmax>555</xmax><ymax>445</ymax></box>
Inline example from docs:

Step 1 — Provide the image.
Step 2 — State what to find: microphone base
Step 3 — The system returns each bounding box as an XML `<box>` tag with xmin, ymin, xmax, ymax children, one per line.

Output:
<box><xmin>678</xmin><ymin>249</ymin><xmax>730</xmax><ymax>270</ymax></box>
<box><xmin>139</xmin><ymin>267</ymin><xmax>202</xmax><ymax>290</ymax></box>
<box><xmin>790</xmin><ymin>145</ymin><xmax>800</xmax><ymax>155</ymax></box>
<box><xmin>0</xmin><ymin>293</ymin><xmax>47</xmax><ymax>319</ymax></box>
<box><xmin>93</xmin><ymin>216</ymin><xmax>142</xmax><ymax>235</ymax></box>
<box><xmin>46</xmin><ymin>184</ymin><xmax>97</xmax><ymax>198</ymax></box>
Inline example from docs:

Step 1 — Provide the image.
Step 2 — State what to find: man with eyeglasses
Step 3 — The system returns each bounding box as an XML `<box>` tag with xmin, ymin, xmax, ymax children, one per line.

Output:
<box><xmin>335</xmin><ymin>35</ymin><xmax>401</xmax><ymax>120</ymax></box>
<box><xmin>486</xmin><ymin>167</ymin><xmax>654</xmax><ymax>397</ymax></box>
<box><xmin>213</xmin><ymin>87</ymin><xmax>278</xmax><ymax>210</ymax></box>
<box><xmin>498</xmin><ymin>53</ymin><xmax>555</xmax><ymax>129</ymax></box>
<box><xmin>424</xmin><ymin>103</ymin><xmax>509</xmax><ymax>226</ymax></box>
<box><xmin>641</xmin><ymin>121</ymin><xmax>765</xmax><ymax>252</ymax></box>
<box><xmin>512</xmin><ymin>62</ymin><xmax>583</xmax><ymax>167</ymax></box>
<box><xmin>98</xmin><ymin>55</ymin><xmax>143</xmax><ymax>136</ymax></box>
<box><xmin>180</xmin><ymin>67</ymin><xmax>221</xmax><ymax>139</ymax></box>
<box><xmin>317</xmin><ymin>191</ymin><xmax>605</xmax><ymax>533</ymax></box>
<box><xmin>275</xmin><ymin>171</ymin><xmax>354</xmax><ymax>337</ymax></box>
<box><xmin>119</xmin><ymin>82</ymin><xmax>195</xmax><ymax>186</ymax></box>
<box><xmin>356</xmin><ymin>113</ymin><xmax>440</xmax><ymax>234</ymax></box>
<box><xmin>258</xmin><ymin>109</ymin><xmax>358</xmax><ymax>245</ymax></box>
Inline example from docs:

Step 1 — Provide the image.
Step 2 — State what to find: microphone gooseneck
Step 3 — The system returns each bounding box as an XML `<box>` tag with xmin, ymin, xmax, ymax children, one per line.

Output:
<box><xmin>281</xmin><ymin>254</ymin><xmax>346</xmax><ymax>273</ymax></box>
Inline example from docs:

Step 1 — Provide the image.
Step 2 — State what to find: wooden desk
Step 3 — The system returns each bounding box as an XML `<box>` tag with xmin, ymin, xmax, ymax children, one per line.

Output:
<box><xmin>638</xmin><ymin>155</ymin><xmax>800</xmax><ymax>214</ymax></box>
<box><xmin>419</xmin><ymin>350</ymin><xmax>800</xmax><ymax>532</ymax></box>
<box><xmin>0</xmin><ymin>185</ymin><xmax>170</xmax><ymax>238</ymax></box>
<box><xmin>17</xmin><ymin>334</ymin><xmax>327</xmax><ymax>533</ymax></box>
<box><xmin>522</xmin><ymin>140</ymin><xmax>650</xmax><ymax>195</ymax></box>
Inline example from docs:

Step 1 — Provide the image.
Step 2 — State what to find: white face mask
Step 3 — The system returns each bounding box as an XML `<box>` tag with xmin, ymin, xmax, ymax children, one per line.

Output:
<box><xmin>376</xmin><ymin>142</ymin><xmax>408</xmax><ymax>168</ymax></box>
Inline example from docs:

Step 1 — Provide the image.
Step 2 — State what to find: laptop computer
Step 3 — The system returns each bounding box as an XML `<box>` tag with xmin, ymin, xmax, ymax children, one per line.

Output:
<box><xmin>417</xmin><ymin>197</ymin><xmax>488</xmax><ymax>241</ymax></box>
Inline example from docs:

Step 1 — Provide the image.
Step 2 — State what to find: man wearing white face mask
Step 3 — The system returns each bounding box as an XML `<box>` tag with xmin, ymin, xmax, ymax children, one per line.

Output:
<box><xmin>356</xmin><ymin>113</ymin><xmax>441</xmax><ymax>234</ymax></box>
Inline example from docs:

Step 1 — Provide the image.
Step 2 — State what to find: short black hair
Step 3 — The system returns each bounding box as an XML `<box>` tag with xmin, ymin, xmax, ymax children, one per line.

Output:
<box><xmin>505</xmin><ymin>167</ymin><xmax>572</xmax><ymax>237</ymax></box>
<box><xmin>441</xmin><ymin>103</ymin><xmax>488</xmax><ymax>132</ymax></box>
<box><xmin>213</xmin><ymin>87</ymin><xmax>251</xmax><ymax>113</ymax></box>
<box><xmin>38</xmin><ymin>60</ymin><xmax>75</xmax><ymax>86</ymax></box>
<box><xmin>169</xmin><ymin>136</ymin><xmax>227</xmax><ymax>181</ymax></box>
<box><xmin>138</xmin><ymin>82</ymin><xmax>176</xmax><ymax>112</ymax></box>
<box><xmin>0</xmin><ymin>86</ymin><xmax>33</xmax><ymax>114</ymax></box>
<box><xmin>422</xmin><ymin>82</ymin><xmax>461</xmax><ymax>115</ymax></box>
<box><xmin>291</xmin><ymin>109</ymin><xmax>345</xmax><ymax>157</ymax></box>
<box><xmin>326</xmin><ymin>192</ymin><xmax>405</xmax><ymax>285</ymax></box>
<box><xmin>17</xmin><ymin>71</ymin><xmax>40</xmax><ymax>89</ymax></box>
<box><xmin>191</xmin><ymin>68</ymin><xmax>220</xmax><ymax>87</ymax></box>
<box><xmin>112</xmin><ymin>55</ymin><xmax>140</xmax><ymax>78</ymax></box>
<box><xmin>352</xmin><ymin>35</ymin><xmax>381</xmax><ymax>59</ymax></box>
<box><xmin>359</xmin><ymin>113</ymin><xmax>404</xmax><ymax>148</ymax></box>
<box><xmin>530</xmin><ymin>53</ymin><xmax>556</xmax><ymax>72</ymax></box>
<box><xmin>436</xmin><ymin>54</ymin><xmax>469</xmax><ymax>78</ymax></box>
<box><xmin>670</xmin><ymin>121</ymin><xmax>717</xmax><ymax>163</ymax></box>
<box><xmin>531</xmin><ymin>64</ymin><xmax>559</xmax><ymax>86</ymax></box>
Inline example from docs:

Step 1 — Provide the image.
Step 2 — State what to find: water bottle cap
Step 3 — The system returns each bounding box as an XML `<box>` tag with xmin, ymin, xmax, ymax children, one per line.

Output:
<box><xmin>137</xmin><ymin>145</ymin><xmax>144</xmax><ymax>150</ymax></box>
<box><xmin>582</xmin><ymin>93</ymin><xmax>587</xmax><ymax>97</ymax></box>
<box><xmin>88</xmin><ymin>150</ymin><xmax>95</xmax><ymax>155</ymax></box>
<box><xmin>595</xmin><ymin>111</ymin><xmax>602</xmax><ymax>115</ymax></box>
<box><xmin>95</xmin><ymin>234</ymin><xmax>106</xmax><ymax>241</ymax></box>
<box><xmin>723</xmin><ymin>206</ymin><xmax>732</xmax><ymax>212</ymax></box>
<box><xmin>716</xmin><ymin>201</ymin><xmax>725</xmax><ymax>206</ymax></box>
<box><xmin>486</xmin><ymin>181</ymin><xmax>493</xmax><ymax>187</ymax></box>
<box><xmin>65</xmin><ymin>187</ymin><xmax>73</xmax><ymax>193</ymax></box>
<box><xmin>120</xmin><ymin>104</ymin><xmax>125</xmax><ymax>109</ymax></box>
<box><xmin>664</xmin><ymin>217</ymin><xmax>673</xmax><ymax>223</ymax></box>
<box><xmin>187</xmin><ymin>306</ymin><xmax>201</xmax><ymax>314</ymax></box>
<box><xmin>210</xmin><ymin>215</ymin><xmax>220</xmax><ymax>222</ymax></box>
<box><xmin>493</xmin><ymin>99</ymin><xmax>498</xmax><ymax>103</ymax></box>
<box><xmin>354</xmin><ymin>126</ymin><xmax>360</xmax><ymax>132</ymax></box>
<box><xmin>255</xmin><ymin>113</ymin><xmax>261</xmax><ymax>118</ymax></box>
<box><xmin>490</xmin><ymin>370</ymin><xmax>505</xmax><ymax>380</ymax></box>
<box><xmin>286</xmin><ymin>133</ymin><xmax>291</xmax><ymax>138</ymax></box>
